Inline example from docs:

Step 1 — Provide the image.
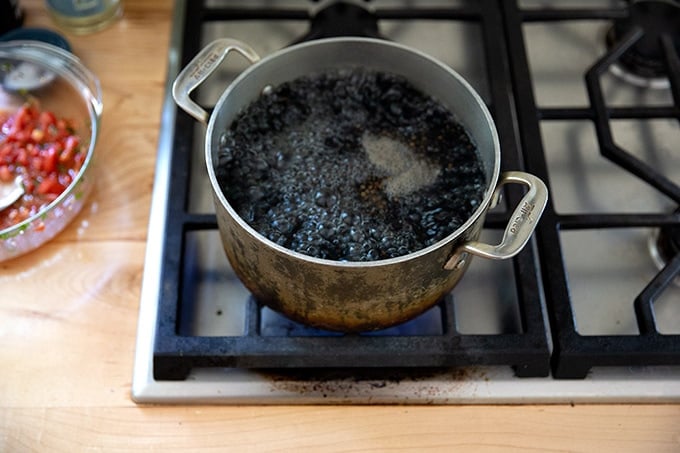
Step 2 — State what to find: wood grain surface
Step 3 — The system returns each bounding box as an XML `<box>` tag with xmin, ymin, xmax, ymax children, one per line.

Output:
<box><xmin>1</xmin><ymin>1</ymin><xmax>680</xmax><ymax>451</ymax></box>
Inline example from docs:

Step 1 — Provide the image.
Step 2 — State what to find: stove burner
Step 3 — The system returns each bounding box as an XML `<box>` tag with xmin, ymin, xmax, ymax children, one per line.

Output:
<box><xmin>605</xmin><ymin>0</ymin><xmax>680</xmax><ymax>88</ymax></box>
<box><xmin>294</xmin><ymin>0</ymin><xmax>383</xmax><ymax>43</ymax></box>
<box><xmin>649</xmin><ymin>216</ymin><xmax>680</xmax><ymax>285</ymax></box>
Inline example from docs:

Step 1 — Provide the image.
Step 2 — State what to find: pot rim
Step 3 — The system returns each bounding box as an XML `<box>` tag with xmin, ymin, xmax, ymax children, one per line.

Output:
<box><xmin>205</xmin><ymin>36</ymin><xmax>501</xmax><ymax>268</ymax></box>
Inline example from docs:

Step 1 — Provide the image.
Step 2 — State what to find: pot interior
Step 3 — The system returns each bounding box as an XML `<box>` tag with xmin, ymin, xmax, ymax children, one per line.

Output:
<box><xmin>207</xmin><ymin>38</ymin><xmax>501</xmax><ymax>248</ymax></box>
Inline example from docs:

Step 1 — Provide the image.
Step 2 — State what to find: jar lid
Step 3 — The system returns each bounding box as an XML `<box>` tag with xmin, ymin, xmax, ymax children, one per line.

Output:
<box><xmin>0</xmin><ymin>27</ymin><xmax>71</xmax><ymax>51</ymax></box>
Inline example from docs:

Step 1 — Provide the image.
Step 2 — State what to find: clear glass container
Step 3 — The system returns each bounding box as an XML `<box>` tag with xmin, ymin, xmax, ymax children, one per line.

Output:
<box><xmin>0</xmin><ymin>41</ymin><xmax>102</xmax><ymax>261</ymax></box>
<box><xmin>45</xmin><ymin>0</ymin><xmax>122</xmax><ymax>35</ymax></box>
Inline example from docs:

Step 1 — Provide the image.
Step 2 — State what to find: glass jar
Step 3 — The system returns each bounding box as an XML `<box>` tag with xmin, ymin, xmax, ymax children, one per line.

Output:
<box><xmin>45</xmin><ymin>0</ymin><xmax>122</xmax><ymax>34</ymax></box>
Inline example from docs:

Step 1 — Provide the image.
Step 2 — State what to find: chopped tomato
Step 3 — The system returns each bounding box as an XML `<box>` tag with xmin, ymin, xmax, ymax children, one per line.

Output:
<box><xmin>0</xmin><ymin>103</ymin><xmax>86</xmax><ymax>230</ymax></box>
<box><xmin>36</xmin><ymin>175</ymin><xmax>65</xmax><ymax>195</ymax></box>
<box><xmin>0</xmin><ymin>165</ymin><xmax>11</xmax><ymax>182</ymax></box>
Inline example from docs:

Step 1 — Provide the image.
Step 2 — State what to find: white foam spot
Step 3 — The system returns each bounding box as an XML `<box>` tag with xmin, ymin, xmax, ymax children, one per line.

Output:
<box><xmin>361</xmin><ymin>132</ymin><xmax>440</xmax><ymax>198</ymax></box>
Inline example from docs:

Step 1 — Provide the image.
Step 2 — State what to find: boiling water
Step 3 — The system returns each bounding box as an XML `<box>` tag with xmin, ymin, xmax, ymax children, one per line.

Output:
<box><xmin>216</xmin><ymin>68</ymin><xmax>485</xmax><ymax>261</ymax></box>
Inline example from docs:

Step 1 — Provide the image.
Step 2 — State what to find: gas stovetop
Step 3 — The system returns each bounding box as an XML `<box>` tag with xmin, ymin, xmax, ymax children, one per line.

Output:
<box><xmin>132</xmin><ymin>0</ymin><xmax>680</xmax><ymax>404</ymax></box>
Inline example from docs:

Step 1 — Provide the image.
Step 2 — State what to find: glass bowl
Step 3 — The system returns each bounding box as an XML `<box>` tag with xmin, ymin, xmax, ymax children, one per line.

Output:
<box><xmin>0</xmin><ymin>41</ymin><xmax>102</xmax><ymax>261</ymax></box>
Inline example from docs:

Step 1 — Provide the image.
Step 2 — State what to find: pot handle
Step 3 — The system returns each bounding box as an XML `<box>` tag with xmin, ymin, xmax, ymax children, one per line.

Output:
<box><xmin>444</xmin><ymin>171</ymin><xmax>548</xmax><ymax>270</ymax></box>
<box><xmin>172</xmin><ymin>39</ymin><xmax>261</xmax><ymax>124</ymax></box>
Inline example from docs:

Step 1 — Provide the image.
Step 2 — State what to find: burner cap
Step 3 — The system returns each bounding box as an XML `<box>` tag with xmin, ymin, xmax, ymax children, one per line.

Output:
<box><xmin>649</xmin><ymin>217</ymin><xmax>680</xmax><ymax>285</ymax></box>
<box><xmin>655</xmin><ymin>224</ymin><xmax>680</xmax><ymax>263</ymax></box>
<box><xmin>606</xmin><ymin>0</ymin><xmax>680</xmax><ymax>85</ymax></box>
<box><xmin>294</xmin><ymin>1</ymin><xmax>382</xmax><ymax>43</ymax></box>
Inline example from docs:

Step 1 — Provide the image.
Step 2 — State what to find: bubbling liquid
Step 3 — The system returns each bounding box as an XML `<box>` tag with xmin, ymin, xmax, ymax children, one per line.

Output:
<box><xmin>216</xmin><ymin>68</ymin><xmax>486</xmax><ymax>261</ymax></box>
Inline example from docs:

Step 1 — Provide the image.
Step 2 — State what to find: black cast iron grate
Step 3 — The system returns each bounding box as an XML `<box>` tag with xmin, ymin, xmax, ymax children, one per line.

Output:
<box><xmin>501</xmin><ymin>0</ymin><xmax>680</xmax><ymax>378</ymax></box>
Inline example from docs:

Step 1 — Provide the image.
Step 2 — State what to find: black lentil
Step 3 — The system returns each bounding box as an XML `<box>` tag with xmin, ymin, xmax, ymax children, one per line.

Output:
<box><xmin>216</xmin><ymin>68</ymin><xmax>486</xmax><ymax>261</ymax></box>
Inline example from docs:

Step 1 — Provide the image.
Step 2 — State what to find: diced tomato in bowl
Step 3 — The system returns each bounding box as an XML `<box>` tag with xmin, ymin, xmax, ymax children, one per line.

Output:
<box><xmin>1</xmin><ymin>104</ymin><xmax>86</xmax><ymax>230</ymax></box>
<box><xmin>0</xmin><ymin>41</ymin><xmax>102</xmax><ymax>261</ymax></box>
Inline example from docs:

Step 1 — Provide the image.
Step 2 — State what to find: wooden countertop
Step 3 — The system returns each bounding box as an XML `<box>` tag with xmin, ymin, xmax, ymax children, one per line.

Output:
<box><xmin>1</xmin><ymin>1</ymin><xmax>679</xmax><ymax>451</ymax></box>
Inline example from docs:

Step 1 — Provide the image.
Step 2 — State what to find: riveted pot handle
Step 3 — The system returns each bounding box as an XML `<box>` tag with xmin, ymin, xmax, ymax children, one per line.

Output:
<box><xmin>172</xmin><ymin>39</ymin><xmax>261</xmax><ymax>124</ymax></box>
<box><xmin>444</xmin><ymin>171</ymin><xmax>548</xmax><ymax>270</ymax></box>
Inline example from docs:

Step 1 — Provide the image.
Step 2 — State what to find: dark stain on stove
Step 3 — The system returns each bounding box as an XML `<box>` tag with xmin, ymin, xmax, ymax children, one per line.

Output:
<box><xmin>260</xmin><ymin>366</ymin><xmax>481</xmax><ymax>399</ymax></box>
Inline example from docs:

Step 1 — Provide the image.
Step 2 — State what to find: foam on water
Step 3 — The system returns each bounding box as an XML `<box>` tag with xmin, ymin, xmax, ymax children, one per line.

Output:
<box><xmin>361</xmin><ymin>132</ymin><xmax>441</xmax><ymax>198</ymax></box>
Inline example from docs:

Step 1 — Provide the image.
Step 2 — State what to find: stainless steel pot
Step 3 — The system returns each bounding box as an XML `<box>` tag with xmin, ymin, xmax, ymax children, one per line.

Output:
<box><xmin>173</xmin><ymin>37</ymin><xmax>548</xmax><ymax>332</ymax></box>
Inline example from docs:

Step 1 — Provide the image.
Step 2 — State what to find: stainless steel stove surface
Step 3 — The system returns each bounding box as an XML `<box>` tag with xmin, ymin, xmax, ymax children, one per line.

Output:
<box><xmin>132</xmin><ymin>0</ymin><xmax>680</xmax><ymax>404</ymax></box>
